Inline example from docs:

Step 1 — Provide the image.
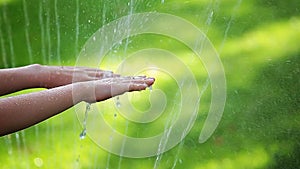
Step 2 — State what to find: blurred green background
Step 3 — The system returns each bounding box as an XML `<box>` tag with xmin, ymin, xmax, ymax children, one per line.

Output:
<box><xmin>0</xmin><ymin>0</ymin><xmax>299</xmax><ymax>168</ymax></box>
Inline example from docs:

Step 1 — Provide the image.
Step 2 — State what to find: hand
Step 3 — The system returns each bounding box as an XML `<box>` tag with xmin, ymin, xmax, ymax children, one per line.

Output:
<box><xmin>74</xmin><ymin>76</ymin><xmax>155</xmax><ymax>103</ymax></box>
<box><xmin>29</xmin><ymin>64</ymin><xmax>119</xmax><ymax>88</ymax></box>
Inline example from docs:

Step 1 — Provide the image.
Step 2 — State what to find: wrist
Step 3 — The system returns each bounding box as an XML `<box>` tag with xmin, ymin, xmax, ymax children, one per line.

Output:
<box><xmin>24</xmin><ymin>64</ymin><xmax>47</xmax><ymax>88</ymax></box>
<box><xmin>72</xmin><ymin>81</ymin><xmax>96</xmax><ymax>104</ymax></box>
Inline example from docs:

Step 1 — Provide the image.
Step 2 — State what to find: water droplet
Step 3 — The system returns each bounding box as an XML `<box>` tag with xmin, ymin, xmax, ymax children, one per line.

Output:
<box><xmin>79</xmin><ymin>129</ymin><xmax>86</xmax><ymax>139</ymax></box>
<box><xmin>179</xmin><ymin>159</ymin><xmax>182</xmax><ymax>164</ymax></box>
<box><xmin>116</xmin><ymin>96</ymin><xmax>121</xmax><ymax>108</ymax></box>
<box><xmin>93</xmin><ymin>36</ymin><xmax>96</xmax><ymax>41</ymax></box>
<box><xmin>88</xmin><ymin>19</ymin><xmax>91</xmax><ymax>23</ymax></box>
<box><xmin>33</xmin><ymin>157</ymin><xmax>44</xmax><ymax>167</ymax></box>
<box><xmin>79</xmin><ymin>103</ymin><xmax>91</xmax><ymax>140</ymax></box>
<box><xmin>148</xmin><ymin>85</ymin><xmax>153</xmax><ymax>92</ymax></box>
<box><xmin>116</xmin><ymin>102</ymin><xmax>121</xmax><ymax>108</ymax></box>
<box><xmin>234</xmin><ymin>90</ymin><xmax>238</xmax><ymax>94</ymax></box>
<box><xmin>113</xmin><ymin>28</ymin><xmax>116</xmax><ymax>33</ymax></box>
<box><xmin>86</xmin><ymin>103</ymin><xmax>91</xmax><ymax>111</ymax></box>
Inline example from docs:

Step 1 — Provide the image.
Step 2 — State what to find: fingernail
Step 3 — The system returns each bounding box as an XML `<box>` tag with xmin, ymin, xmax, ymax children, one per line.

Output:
<box><xmin>148</xmin><ymin>77</ymin><xmax>155</xmax><ymax>81</ymax></box>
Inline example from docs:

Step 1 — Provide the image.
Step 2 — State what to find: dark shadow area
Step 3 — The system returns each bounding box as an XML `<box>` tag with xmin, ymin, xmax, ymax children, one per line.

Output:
<box><xmin>245</xmin><ymin>54</ymin><xmax>300</xmax><ymax>168</ymax></box>
<box><xmin>269</xmin><ymin>143</ymin><xmax>300</xmax><ymax>169</ymax></box>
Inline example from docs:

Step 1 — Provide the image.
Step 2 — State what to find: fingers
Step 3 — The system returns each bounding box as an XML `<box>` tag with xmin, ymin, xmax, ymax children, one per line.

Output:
<box><xmin>93</xmin><ymin>76</ymin><xmax>155</xmax><ymax>102</ymax></box>
<box><xmin>70</xmin><ymin>66</ymin><xmax>120</xmax><ymax>80</ymax></box>
<box><xmin>99</xmin><ymin>76</ymin><xmax>154</xmax><ymax>87</ymax></box>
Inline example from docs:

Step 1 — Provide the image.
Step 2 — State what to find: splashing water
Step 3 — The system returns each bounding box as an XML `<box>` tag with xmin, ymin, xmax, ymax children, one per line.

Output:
<box><xmin>2</xmin><ymin>4</ymin><xmax>16</xmax><ymax>67</ymax></box>
<box><xmin>39</xmin><ymin>0</ymin><xmax>46</xmax><ymax>64</ymax></box>
<box><xmin>22</xmin><ymin>0</ymin><xmax>33</xmax><ymax>63</ymax></box>
<box><xmin>0</xmin><ymin>10</ymin><xmax>8</xmax><ymax>68</ymax></box>
<box><xmin>0</xmin><ymin>0</ymin><xmax>246</xmax><ymax>168</ymax></box>
<box><xmin>153</xmin><ymin>89</ymin><xmax>181</xmax><ymax>169</ymax></box>
<box><xmin>219</xmin><ymin>0</ymin><xmax>242</xmax><ymax>53</ymax></box>
<box><xmin>45</xmin><ymin>0</ymin><xmax>52</xmax><ymax>63</ymax></box>
<box><xmin>54</xmin><ymin>0</ymin><xmax>61</xmax><ymax>63</ymax></box>
<box><xmin>79</xmin><ymin>103</ymin><xmax>91</xmax><ymax>140</ymax></box>
<box><xmin>75</xmin><ymin>0</ymin><xmax>79</xmax><ymax>56</ymax></box>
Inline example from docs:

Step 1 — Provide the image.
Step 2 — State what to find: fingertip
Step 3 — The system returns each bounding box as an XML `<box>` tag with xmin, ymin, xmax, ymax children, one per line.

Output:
<box><xmin>145</xmin><ymin>77</ymin><xmax>155</xmax><ymax>86</ymax></box>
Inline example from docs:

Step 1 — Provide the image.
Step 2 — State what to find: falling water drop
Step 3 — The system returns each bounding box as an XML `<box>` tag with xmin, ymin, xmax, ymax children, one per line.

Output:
<box><xmin>148</xmin><ymin>85</ymin><xmax>153</xmax><ymax>92</ymax></box>
<box><xmin>92</xmin><ymin>36</ymin><xmax>96</xmax><ymax>41</ymax></box>
<box><xmin>79</xmin><ymin>129</ymin><xmax>86</xmax><ymax>140</ymax></box>
<box><xmin>179</xmin><ymin>159</ymin><xmax>182</xmax><ymax>164</ymax></box>
<box><xmin>116</xmin><ymin>102</ymin><xmax>121</xmax><ymax>108</ymax></box>
<box><xmin>86</xmin><ymin>103</ymin><xmax>91</xmax><ymax>111</ymax></box>
<box><xmin>79</xmin><ymin>103</ymin><xmax>91</xmax><ymax>140</ymax></box>
<box><xmin>116</xmin><ymin>96</ymin><xmax>121</xmax><ymax>108</ymax></box>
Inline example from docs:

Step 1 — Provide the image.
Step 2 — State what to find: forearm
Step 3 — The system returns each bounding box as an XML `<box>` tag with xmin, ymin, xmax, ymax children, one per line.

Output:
<box><xmin>0</xmin><ymin>64</ymin><xmax>43</xmax><ymax>95</ymax></box>
<box><xmin>0</xmin><ymin>83</ymin><xmax>84</xmax><ymax>136</ymax></box>
<box><xmin>0</xmin><ymin>64</ymin><xmax>116</xmax><ymax>95</ymax></box>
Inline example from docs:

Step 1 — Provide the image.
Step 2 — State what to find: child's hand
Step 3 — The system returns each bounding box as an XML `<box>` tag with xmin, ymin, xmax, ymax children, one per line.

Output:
<box><xmin>73</xmin><ymin>76</ymin><xmax>155</xmax><ymax>103</ymax></box>
<box><xmin>29</xmin><ymin>64</ymin><xmax>119</xmax><ymax>88</ymax></box>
